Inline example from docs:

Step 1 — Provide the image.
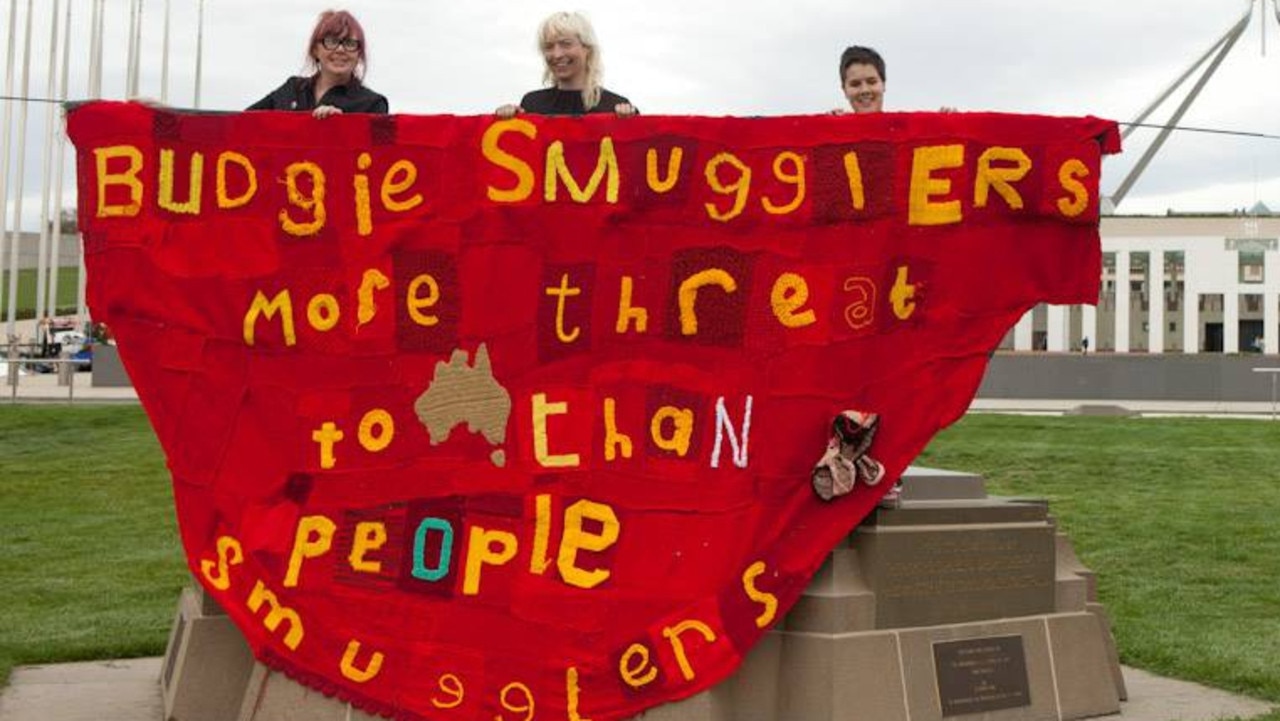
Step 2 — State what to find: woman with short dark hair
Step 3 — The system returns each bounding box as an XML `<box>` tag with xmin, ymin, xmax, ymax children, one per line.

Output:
<box><xmin>838</xmin><ymin>45</ymin><xmax>886</xmax><ymax>114</ymax></box>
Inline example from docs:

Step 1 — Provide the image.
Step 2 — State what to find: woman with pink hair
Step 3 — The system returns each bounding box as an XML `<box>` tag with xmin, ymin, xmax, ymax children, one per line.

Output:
<box><xmin>248</xmin><ymin>9</ymin><xmax>388</xmax><ymax>118</ymax></box>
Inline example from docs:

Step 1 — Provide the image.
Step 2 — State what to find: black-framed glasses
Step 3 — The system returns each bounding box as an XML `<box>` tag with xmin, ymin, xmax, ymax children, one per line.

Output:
<box><xmin>319</xmin><ymin>36</ymin><xmax>361</xmax><ymax>52</ymax></box>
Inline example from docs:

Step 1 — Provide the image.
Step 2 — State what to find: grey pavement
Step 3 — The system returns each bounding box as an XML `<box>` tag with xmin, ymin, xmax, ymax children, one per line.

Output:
<box><xmin>0</xmin><ymin>659</ymin><xmax>164</xmax><ymax>721</ymax></box>
<box><xmin>2</xmin><ymin>363</ymin><xmax>138</xmax><ymax>404</ymax></box>
<box><xmin>0</xmin><ymin>658</ymin><xmax>1273</xmax><ymax>721</ymax></box>
<box><xmin>8</xmin><ymin>369</ymin><xmax>1280</xmax><ymax>420</ymax></box>
<box><xmin>7</xmin><ymin>365</ymin><xmax>1280</xmax><ymax>419</ymax></box>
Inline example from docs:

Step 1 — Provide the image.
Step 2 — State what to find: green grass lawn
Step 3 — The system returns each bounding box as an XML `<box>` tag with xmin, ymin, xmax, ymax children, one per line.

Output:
<box><xmin>918</xmin><ymin>414</ymin><xmax>1280</xmax><ymax>707</ymax></box>
<box><xmin>0</xmin><ymin>267</ymin><xmax>82</xmax><ymax>319</ymax></box>
<box><xmin>2</xmin><ymin>408</ymin><xmax>1279</xmax><ymax>719</ymax></box>
<box><xmin>0</xmin><ymin>406</ymin><xmax>185</xmax><ymax>685</ymax></box>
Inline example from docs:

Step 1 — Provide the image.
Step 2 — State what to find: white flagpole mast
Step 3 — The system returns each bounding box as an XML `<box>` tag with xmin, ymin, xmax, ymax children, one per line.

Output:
<box><xmin>194</xmin><ymin>0</ymin><xmax>206</xmax><ymax>108</ymax></box>
<box><xmin>125</xmin><ymin>0</ymin><xmax>137</xmax><ymax>97</ymax></box>
<box><xmin>0</xmin><ymin>0</ymin><xmax>18</xmax><ymax>341</ymax></box>
<box><xmin>49</xmin><ymin>0</ymin><xmax>69</xmax><ymax>321</ymax></box>
<box><xmin>88</xmin><ymin>0</ymin><xmax>102</xmax><ymax>98</ymax></box>
<box><xmin>1110</xmin><ymin>5</ymin><xmax>1253</xmax><ymax>208</ymax></box>
<box><xmin>134</xmin><ymin>0</ymin><xmax>145</xmax><ymax>97</ymax></box>
<box><xmin>96</xmin><ymin>0</ymin><xmax>105</xmax><ymax>98</ymax></box>
<box><xmin>161</xmin><ymin>0</ymin><xmax>171</xmax><ymax>103</ymax></box>
<box><xmin>35</xmin><ymin>0</ymin><xmax>60</xmax><ymax>327</ymax></box>
<box><xmin>86</xmin><ymin>0</ymin><xmax>97</xmax><ymax>97</ymax></box>
<box><xmin>79</xmin><ymin>0</ymin><xmax>105</xmax><ymax>327</ymax></box>
<box><xmin>4</xmin><ymin>0</ymin><xmax>35</xmax><ymax>339</ymax></box>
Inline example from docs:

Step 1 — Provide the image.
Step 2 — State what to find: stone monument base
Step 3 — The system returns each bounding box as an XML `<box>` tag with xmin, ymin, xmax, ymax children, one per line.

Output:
<box><xmin>638</xmin><ymin>467</ymin><xmax>1124</xmax><ymax>720</ymax></box>
<box><xmin>637</xmin><ymin>612</ymin><xmax>1118</xmax><ymax>721</ymax></box>
<box><xmin>160</xmin><ymin>585</ymin><xmax>254</xmax><ymax>721</ymax></box>
<box><xmin>235</xmin><ymin>663</ymin><xmax>381</xmax><ymax>721</ymax></box>
<box><xmin>159</xmin><ymin>467</ymin><xmax>1124</xmax><ymax>721</ymax></box>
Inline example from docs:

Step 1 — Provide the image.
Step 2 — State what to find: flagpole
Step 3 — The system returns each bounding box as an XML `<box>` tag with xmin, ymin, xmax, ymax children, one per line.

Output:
<box><xmin>49</xmin><ymin>0</ymin><xmax>69</xmax><ymax>321</ymax></box>
<box><xmin>90</xmin><ymin>0</ymin><xmax>103</xmax><ymax>98</ymax></box>
<box><xmin>0</xmin><ymin>0</ymin><xmax>17</xmax><ymax>341</ymax></box>
<box><xmin>125</xmin><ymin>0</ymin><xmax>137</xmax><ymax>97</ymax></box>
<box><xmin>35</xmin><ymin>0</ymin><xmax>60</xmax><ymax>325</ymax></box>
<box><xmin>161</xmin><ymin>0</ymin><xmax>171</xmax><ymax>103</ymax></box>
<box><xmin>86</xmin><ymin>0</ymin><xmax>98</xmax><ymax>96</ymax></box>
<box><xmin>4</xmin><ymin>0</ymin><xmax>34</xmax><ymax>339</ymax></box>
<box><xmin>133</xmin><ymin>0</ymin><xmax>145</xmax><ymax>98</ymax></box>
<box><xmin>79</xmin><ymin>0</ymin><xmax>104</xmax><ymax>327</ymax></box>
<box><xmin>194</xmin><ymin>0</ymin><xmax>206</xmax><ymax>108</ymax></box>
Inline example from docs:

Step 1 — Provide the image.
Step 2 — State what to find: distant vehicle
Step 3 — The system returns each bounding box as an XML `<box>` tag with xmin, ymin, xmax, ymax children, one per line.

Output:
<box><xmin>72</xmin><ymin>342</ymin><xmax>93</xmax><ymax>372</ymax></box>
<box><xmin>51</xmin><ymin>330</ymin><xmax>86</xmax><ymax>355</ymax></box>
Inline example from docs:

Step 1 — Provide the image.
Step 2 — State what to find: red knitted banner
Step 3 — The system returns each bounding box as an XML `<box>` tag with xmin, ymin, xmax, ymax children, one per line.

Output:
<box><xmin>69</xmin><ymin>102</ymin><xmax>1118</xmax><ymax>721</ymax></box>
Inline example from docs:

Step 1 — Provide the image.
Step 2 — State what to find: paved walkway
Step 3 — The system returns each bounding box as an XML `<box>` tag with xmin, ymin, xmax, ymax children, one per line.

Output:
<box><xmin>8</xmin><ymin>369</ymin><xmax>1280</xmax><ymax>420</ymax></box>
<box><xmin>0</xmin><ymin>659</ymin><xmax>163</xmax><ymax>721</ymax></box>
<box><xmin>1</xmin><ymin>364</ymin><xmax>138</xmax><ymax>403</ymax></box>
<box><xmin>0</xmin><ymin>658</ymin><xmax>1272</xmax><ymax>721</ymax></box>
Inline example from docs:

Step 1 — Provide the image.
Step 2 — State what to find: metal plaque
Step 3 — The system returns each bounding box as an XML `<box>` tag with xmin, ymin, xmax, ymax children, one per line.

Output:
<box><xmin>933</xmin><ymin>635</ymin><xmax>1031</xmax><ymax>717</ymax></box>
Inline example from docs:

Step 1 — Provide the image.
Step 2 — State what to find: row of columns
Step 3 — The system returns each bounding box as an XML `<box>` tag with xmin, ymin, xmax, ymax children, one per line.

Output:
<box><xmin>1013</xmin><ymin>249</ymin><xmax>1280</xmax><ymax>354</ymax></box>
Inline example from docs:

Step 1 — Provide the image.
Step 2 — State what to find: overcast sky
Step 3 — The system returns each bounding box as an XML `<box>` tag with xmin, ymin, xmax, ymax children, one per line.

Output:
<box><xmin>4</xmin><ymin>0</ymin><xmax>1280</xmax><ymax>221</ymax></box>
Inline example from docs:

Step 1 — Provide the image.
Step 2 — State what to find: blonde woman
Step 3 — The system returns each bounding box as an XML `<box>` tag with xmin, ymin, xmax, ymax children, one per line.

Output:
<box><xmin>496</xmin><ymin>11</ymin><xmax>636</xmax><ymax>117</ymax></box>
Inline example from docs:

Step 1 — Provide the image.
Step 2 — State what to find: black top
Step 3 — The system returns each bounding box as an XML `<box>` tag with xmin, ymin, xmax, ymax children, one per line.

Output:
<box><xmin>247</xmin><ymin>76</ymin><xmax>389</xmax><ymax>114</ymax></box>
<box><xmin>519</xmin><ymin>87</ymin><xmax>632</xmax><ymax>116</ymax></box>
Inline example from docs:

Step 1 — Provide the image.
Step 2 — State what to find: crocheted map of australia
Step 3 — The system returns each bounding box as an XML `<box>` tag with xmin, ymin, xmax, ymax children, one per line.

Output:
<box><xmin>413</xmin><ymin>344</ymin><xmax>512</xmax><ymax>468</ymax></box>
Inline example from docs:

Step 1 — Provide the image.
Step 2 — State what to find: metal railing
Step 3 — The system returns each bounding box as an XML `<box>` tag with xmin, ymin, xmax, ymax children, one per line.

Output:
<box><xmin>5</xmin><ymin>357</ymin><xmax>92</xmax><ymax>403</ymax></box>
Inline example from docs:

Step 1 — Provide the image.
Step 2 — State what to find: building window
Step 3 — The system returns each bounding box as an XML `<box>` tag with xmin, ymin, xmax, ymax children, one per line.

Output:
<box><xmin>1240</xmin><ymin>251</ymin><xmax>1265</xmax><ymax>284</ymax></box>
<box><xmin>1199</xmin><ymin>295</ymin><xmax>1224</xmax><ymax>312</ymax></box>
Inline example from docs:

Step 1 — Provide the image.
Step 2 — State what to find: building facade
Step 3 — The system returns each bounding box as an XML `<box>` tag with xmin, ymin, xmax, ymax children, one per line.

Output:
<box><xmin>1003</xmin><ymin>213</ymin><xmax>1280</xmax><ymax>354</ymax></box>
